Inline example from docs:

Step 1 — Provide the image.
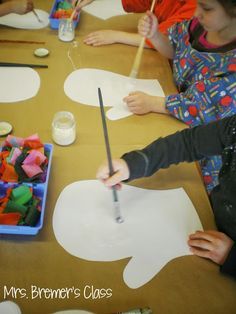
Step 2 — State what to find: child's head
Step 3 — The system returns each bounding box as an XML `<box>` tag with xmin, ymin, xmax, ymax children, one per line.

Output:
<box><xmin>195</xmin><ymin>0</ymin><xmax>236</xmax><ymax>32</ymax></box>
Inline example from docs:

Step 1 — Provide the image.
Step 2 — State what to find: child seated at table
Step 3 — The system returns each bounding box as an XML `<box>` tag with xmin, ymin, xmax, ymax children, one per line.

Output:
<box><xmin>123</xmin><ymin>0</ymin><xmax>236</xmax><ymax>193</ymax></box>
<box><xmin>96</xmin><ymin>115</ymin><xmax>236</xmax><ymax>279</ymax></box>
<box><xmin>0</xmin><ymin>0</ymin><xmax>33</xmax><ymax>16</ymax></box>
<box><xmin>82</xmin><ymin>0</ymin><xmax>196</xmax><ymax>47</ymax></box>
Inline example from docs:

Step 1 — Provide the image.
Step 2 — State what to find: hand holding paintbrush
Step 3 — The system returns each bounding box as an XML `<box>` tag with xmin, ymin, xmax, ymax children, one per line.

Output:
<box><xmin>97</xmin><ymin>159</ymin><xmax>130</xmax><ymax>189</ymax></box>
<box><xmin>129</xmin><ymin>0</ymin><xmax>156</xmax><ymax>78</ymax></box>
<box><xmin>97</xmin><ymin>88</ymin><xmax>125</xmax><ymax>224</ymax></box>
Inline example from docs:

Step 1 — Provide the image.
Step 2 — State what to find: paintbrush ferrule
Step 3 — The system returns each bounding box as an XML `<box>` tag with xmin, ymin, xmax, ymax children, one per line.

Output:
<box><xmin>112</xmin><ymin>187</ymin><xmax>124</xmax><ymax>223</ymax></box>
<box><xmin>113</xmin><ymin>199</ymin><xmax>124</xmax><ymax>224</ymax></box>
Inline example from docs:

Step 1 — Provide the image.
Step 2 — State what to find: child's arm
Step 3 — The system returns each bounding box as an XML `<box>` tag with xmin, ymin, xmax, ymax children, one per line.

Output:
<box><xmin>97</xmin><ymin>115</ymin><xmax>236</xmax><ymax>185</ymax></box>
<box><xmin>123</xmin><ymin>66</ymin><xmax>235</xmax><ymax>117</ymax></box>
<box><xmin>188</xmin><ymin>229</ymin><xmax>236</xmax><ymax>278</ymax></box>
<box><xmin>84</xmin><ymin>30</ymin><xmax>151</xmax><ymax>47</ymax></box>
<box><xmin>0</xmin><ymin>0</ymin><xmax>33</xmax><ymax>16</ymax></box>
<box><xmin>123</xmin><ymin>92</ymin><xmax>166</xmax><ymax>115</ymax></box>
<box><xmin>138</xmin><ymin>11</ymin><xmax>174</xmax><ymax>59</ymax></box>
<box><xmin>188</xmin><ymin>230</ymin><xmax>235</xmax><ymax>274</ymax></box>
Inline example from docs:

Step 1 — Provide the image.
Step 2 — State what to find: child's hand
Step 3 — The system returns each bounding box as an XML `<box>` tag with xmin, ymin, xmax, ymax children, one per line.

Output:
<box><xmin>138</xmin><ymin>11</ymin><xmax>158</xmax><ymax>39</ymax></box>
<box><xmin>76</xmin><ymin>0</ymin><xmax>93</xmax><ymax>11</ymax></box>
<box><xmin>84</xmin><ymin>30</ymin><xmax>117</xmax><ymax>46</ymax></box>
<box><xmin>188</xmin><ymin>230</ymin><xmax>234</xmax><ymax>265</ymax></box>
<box><xmin>123</xmin><ymin>92</ymin><xmax>166</xmax><ymax>115</ymax></box>
<box><xmin>11</xmin><ymin>0</ymin><xmax>34</xmax><ymax>14</ymax></box>
<box><xmin>96</xmin><ymin>159</ymin><xmax>130</xmax><ymax>188</ymax></box>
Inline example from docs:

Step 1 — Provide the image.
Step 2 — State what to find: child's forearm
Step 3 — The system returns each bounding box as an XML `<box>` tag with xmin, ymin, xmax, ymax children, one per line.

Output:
<box><xmin>121</xmin><ymin>115</ymin><xmax>235</xmax><ymax>181</ymax></box>
<box><xmin>149</xmin><ymin>31</ymin><xmax>174</xmax><ymax>59</ymax></box>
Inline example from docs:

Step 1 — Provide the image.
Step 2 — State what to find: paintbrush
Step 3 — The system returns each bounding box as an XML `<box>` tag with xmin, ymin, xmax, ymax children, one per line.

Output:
<box><xmin>0</xmin><ymin>62</ymin><xmax>48</xmax><ymax>68</ymax></box>
<box><xmin>69</xmin><ymin>0</ymin><xmax>82</xmax><ymax>21</ymax></box>
<box><xmin>0</xmin><ymin>39</ymin><xmax>45</xmax><ymax>44</ymax></box>
<box><xmin>32</xmin><ymin>9</ymin><xmax>42</xmax><ymax>23</ymax></box>
<box><xmin>129</xmin><ymin>0</ymin><xmax>156</xmax><ymax>78</ymax></box>
<box><xmin>98</xmin><ymin>87</ymin><xmax>124</xmax><ymax>224</ymax></box>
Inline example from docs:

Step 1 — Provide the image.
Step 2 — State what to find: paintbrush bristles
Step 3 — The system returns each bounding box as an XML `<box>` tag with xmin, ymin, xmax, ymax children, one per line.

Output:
<box><xmin>129</xmin><ymin>0</ymin><xmax>156</xmax><ymax>78</ymax></box>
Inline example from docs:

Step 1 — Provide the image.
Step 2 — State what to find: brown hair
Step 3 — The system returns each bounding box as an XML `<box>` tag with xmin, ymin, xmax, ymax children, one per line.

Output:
<box><xmin>217</xmin><ymin>0</ymin><xmax>236</xmax><ymax>17</ymax></box>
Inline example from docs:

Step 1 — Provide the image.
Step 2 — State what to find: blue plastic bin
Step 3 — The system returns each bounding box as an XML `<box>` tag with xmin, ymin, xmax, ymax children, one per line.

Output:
<box><xmin>0</xmin><ymin>143</ymin><xmax>53</xmax><ymax>235</ymax></box>
<box><xmin>49</xmin><ymin>0</ymin><xmax>80</xmax><ymax>29</ymax></box>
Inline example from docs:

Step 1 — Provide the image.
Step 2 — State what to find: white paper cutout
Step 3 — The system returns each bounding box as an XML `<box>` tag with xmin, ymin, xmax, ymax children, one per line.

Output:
<box><xmin>0</xmin><ymin>301</ymin><xmax>21</xmax><ymax>314</ymax></box>
<box><xmin>0</xmin><ymin>67</ymin><xmax>40</xmax><ymax>103</ymax></box>
<box><xmin>0</xmin><ymin>9</ymin><xmax>49</xmax><ymax>29</ymax></box>
<box><xmin>82</xmin><ymin>0</ymin><xmax>127</xmax><ymax>20</ymax></box>
<box><xmin>53</xmin><ymin>180</ymin><xmax>203</xmax><ymax>289</ymax></box>
<box><xmin>64</xmin><ymin>68</ymin><xmax>165</xmax><ymax>120</ymax></box>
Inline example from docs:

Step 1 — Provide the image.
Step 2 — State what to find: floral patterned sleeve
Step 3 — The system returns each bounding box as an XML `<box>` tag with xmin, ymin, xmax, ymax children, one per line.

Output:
<box><xmin>167</xmin><ymin>22</ymin><xmax>180</xmax><ymax>51</ymax></box>
<box><xmin>165</xmin><ymin>72</ymin><xmax>236</xmax><ymax>127</ymax></box>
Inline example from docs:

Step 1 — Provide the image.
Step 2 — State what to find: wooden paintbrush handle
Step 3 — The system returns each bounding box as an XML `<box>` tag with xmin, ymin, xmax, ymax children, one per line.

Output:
<box><xmin>129</xmin><ymin>37</ymin><xmax>145</xmax><ymax>78</ymax></box>
<box><xmin>0</xmin><ymin>39</ymin><xmax>45</xmax><ymax>44</ymax></box>
<box><xmin>129</xmin><ymin>0</ymin><xmax>156</xmax><ymax>78</ymax></box>
<box><xmin>150</xmin><ymin>0</ymin><xmax>156</xmax><ymax>12</ymax></box>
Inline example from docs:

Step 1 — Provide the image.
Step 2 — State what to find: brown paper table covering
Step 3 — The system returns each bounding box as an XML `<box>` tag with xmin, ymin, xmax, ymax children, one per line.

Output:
<box><xmin>0</xmin><ymin>1</ymin><xmax>235</xmax><ymax>313</ymax></box>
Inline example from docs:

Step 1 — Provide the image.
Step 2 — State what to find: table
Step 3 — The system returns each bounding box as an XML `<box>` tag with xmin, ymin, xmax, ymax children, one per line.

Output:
<box><xmin>0</xmin><ymin>1</ymin><xmax>235</xmax><ymax>313</ymax></box>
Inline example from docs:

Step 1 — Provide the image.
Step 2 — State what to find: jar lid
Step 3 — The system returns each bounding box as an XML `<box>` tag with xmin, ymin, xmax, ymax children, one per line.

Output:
<box><xmin>34</xmin><ymin>48</ymin><xmax>49</xmax><ymax>58</ymax></box>
<box><xmin>0</xmin><ymin>121</ymin><xmax>13</xmax><ymax>137</ymax></box>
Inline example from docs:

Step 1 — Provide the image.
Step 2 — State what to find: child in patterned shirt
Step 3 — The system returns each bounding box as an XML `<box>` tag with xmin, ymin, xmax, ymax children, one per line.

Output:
<box><xmin>123</xmin><ymin>0</ymin><xmax>236</xmax><ymax>193</ymax></box>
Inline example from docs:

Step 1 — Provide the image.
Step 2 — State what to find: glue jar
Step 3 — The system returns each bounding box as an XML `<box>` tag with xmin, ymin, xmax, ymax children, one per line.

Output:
<box><xmin>52</xmin><ymin>111</ymin><xmax>76</xmax><ymax>146</ymax></box>
<box><xmin>58</xmin><ymin>19</ymin><xmax>75</xmax><ymax>42</ymax></box>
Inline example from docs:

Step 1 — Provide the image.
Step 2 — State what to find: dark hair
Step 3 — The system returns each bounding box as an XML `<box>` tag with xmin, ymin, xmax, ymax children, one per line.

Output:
<box><xmin>217</xmin><ymin>0</ymin><xmax>236</xmax><ymax>17</ymax></box>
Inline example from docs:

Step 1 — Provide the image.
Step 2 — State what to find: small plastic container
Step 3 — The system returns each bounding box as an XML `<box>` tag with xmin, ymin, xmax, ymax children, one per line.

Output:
<box><xmin>52</xmin><ymin>111</ymin><xmax>76</xmax><ymax>146</ymax></box>
<box><xmin>49</xmin><ymin>0</ymin><xmax>80</xmax><ymax>30</ymax></box>
<box><xmin>58</xmin><ymin>19</ymin><xmax>75</xmax><ymax>42</ymax></box>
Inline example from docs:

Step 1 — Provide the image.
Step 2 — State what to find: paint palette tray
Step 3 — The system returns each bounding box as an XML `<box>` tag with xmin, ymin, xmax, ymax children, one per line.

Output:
<box><xmin>49</xmin><ymin>0</ymin><xmax>80</xmax><ymax>29</ymax></box>
<box><xmin>0</xmin><ymin>144</ymin><xmax>53</xmax><ymax>235</ymax></box>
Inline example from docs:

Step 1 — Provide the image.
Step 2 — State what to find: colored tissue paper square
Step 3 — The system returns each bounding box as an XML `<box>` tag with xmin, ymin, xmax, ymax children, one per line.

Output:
<box><xmin>23</xmin><ymin>150</ymin><xmax>46</xmax><ymax>166</ymax></box>
<box><xmin>3</xmin><ymin>135</ymin><xmax>24</xmax><ymax>148</ymax></box>
<box><xmin>21</xmin><ymin>164</ymin><xmax>43</xmax><ymax>178</ymax></box>
<box><xmin>6</xmin><ymin>147</ymin><xmax>22</xmax><ymax>166</ymax></box>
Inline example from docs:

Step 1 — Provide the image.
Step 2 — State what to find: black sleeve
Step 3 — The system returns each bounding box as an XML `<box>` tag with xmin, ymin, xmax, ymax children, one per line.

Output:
<box><xmin>220</xmin><ymin>243</ymin><xmax>236</xmax><ymax>279</ymax></box>
<box><xmin>122</xmin><ymin>115</ymin><xmax>236</xmax><ymax>181</ymax></box>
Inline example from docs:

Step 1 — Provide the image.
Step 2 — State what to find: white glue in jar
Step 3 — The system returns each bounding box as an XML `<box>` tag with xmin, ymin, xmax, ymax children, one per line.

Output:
<box><xmin>58</xmin><ymin>19</ymin><xmax>75</xmax><ymax>42</ymax></box>
<box><xmin>52</xmin><ymin>111</ymin><xmax>76</xmax><ymax>146</ymax></box>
